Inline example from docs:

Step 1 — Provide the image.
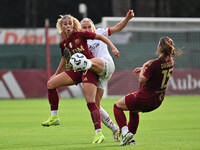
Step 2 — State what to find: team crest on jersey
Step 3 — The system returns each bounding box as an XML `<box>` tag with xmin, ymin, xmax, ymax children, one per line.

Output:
<box><xmin>75</xmin><ymin>39</ymin><xmax>80</xmax><ymax>44</ymax></box>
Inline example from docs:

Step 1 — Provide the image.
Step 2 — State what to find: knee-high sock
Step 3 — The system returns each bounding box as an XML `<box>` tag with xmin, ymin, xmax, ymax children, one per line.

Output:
<box><xmin>48</xmin><ymin>89</ymin><xmax>59</xmax><ymax>110</ymax></box>
<box><xmin>100</xmin><ymin>107</ymin><xmax>118</xmax><ymax>132</ymax></box>
<box><xmin>128</xmin><ymin>112</ymin><xmax>139</xmax><ymax>134</ymax></box>
<box><xmin>87</xmin><ymin>102</ymin><xmax>101</xmax><ymax>130</ymax></box>
<box><xmin>113</xmin><ymin>104</ymin><xmax>127</xmax><ymax>129</ymax></box>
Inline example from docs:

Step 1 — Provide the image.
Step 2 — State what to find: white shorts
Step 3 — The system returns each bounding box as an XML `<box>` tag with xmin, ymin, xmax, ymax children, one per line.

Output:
<box><xmin>97</xmin><ymin>58</ymin><xmax>115</xmax><ymax>89</ymax></box>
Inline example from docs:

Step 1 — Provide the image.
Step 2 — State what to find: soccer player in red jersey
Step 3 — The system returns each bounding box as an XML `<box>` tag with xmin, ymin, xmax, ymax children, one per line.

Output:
<box><xmin>79</xmin><ymin>10</ymin><xmax>134</xmax><ymax>142</ymax></box>
<box><xmin>113</xmin><ymin>37</ymin><xmax>183</xmax><ymax>146</ymax></box>
<box><xmin>55</xmin><ymin>10</ymin><xmax>134</xmax><ymax>143</ymax></box>
<box><xmin>41</xmin><ymin>14</ymin><xmax>119</xmax><ymax>144</ymax></box>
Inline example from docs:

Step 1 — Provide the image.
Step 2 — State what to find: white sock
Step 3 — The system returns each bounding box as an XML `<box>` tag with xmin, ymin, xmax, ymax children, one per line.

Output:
<box><xmin>100</xmin><ymin>107</ymin><xmax>118</xmax><ymax>132</ymax></box>
<box><xmin>51</xmin><ymin>110</ymin><xmax>58</xmax><ymax>116</ymax></box>
<box><xmin>121</xmin><ymin>126</ymin><xmax>129</xmax><ymax>136</ymax></box>
<box><xmin>132</xmin><ymin>134</ymin><xmax>135</xmax><ymax>139</ymax></box>
<box><xmin>95</xmin><ymin>128</ymin><xmax>101</xmax><ymax>133</ymax></box>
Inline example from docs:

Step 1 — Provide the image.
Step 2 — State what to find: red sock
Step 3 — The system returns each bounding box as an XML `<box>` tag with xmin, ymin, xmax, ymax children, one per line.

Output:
<box><xmin>48</xmin><ymin>89</ymin><xmax>59</xmax><ymax>110</ymax></box>
<box><xmin>113</xmin><ymin>104</ymin><xmax>127</xmax><ymax>129</ymax></box>
<box><xmin>128</xmin><ymin>112</ymin><xmax>139</xmax><ymax>134</ymax></box>
<box><xmin>87</xmin><ymin>102</ymin><xmax>101</xmax><ymax>130</ymax></box>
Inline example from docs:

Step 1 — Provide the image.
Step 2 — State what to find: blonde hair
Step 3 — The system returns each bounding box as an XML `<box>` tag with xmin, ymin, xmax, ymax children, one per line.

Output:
<box><xmin>80</xmin><ymin>18</ymin><xmax>96</xmax><ymax>32</ymax></box>
<box><xmin>157</xmin><ymin>36</ymin><xmax>183</xmax><ymax>58</ymax></box>
<box><xmin>56</xmin><ymin>14</ymin><xmax>81</xmax><ymax>34</ymax></box>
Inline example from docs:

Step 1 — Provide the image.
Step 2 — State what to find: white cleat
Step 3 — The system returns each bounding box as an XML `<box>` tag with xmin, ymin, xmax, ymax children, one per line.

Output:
<box><xmin>120</xmin><ymin>132</ymin><xmax>133</xmax><ymax>146</ymax></box>
<box><xmin>127</xmin><ymin>139</ymin><xmax>136</xmax><ymax>145</ymax></box>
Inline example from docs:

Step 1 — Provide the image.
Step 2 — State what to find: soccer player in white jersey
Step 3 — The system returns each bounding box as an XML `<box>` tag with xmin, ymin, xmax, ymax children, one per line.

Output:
<box><xmin>80</xmin><ymin>10</ymin><xmax>134</xmax><ymax>142</ymax></box>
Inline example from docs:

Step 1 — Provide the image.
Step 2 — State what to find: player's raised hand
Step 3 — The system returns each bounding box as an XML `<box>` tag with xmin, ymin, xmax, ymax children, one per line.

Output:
<box><xmin>126</xmin><ymin>10</ymin><xmax>135</xmax><ymax>20</ymax></box>
<box><xmin>112</xmin><ymin>47</ymin><xmax>119</xmax><ymax>58</ymax></box>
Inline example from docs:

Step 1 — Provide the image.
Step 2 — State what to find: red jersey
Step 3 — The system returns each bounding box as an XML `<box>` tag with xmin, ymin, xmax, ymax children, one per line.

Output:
<box><xmin>136</xmin><ymin>57</ymin><xmax>174</xmax><ymax>102</ymax></box>
<box><xmin>59</xmin><ymin>31</ymin><xmax>96</xmax><ymax>59</ymax></box>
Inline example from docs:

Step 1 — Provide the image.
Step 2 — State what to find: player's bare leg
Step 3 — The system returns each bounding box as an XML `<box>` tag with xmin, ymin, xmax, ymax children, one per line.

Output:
<box><xmin>90</xmin><ymin>58</ymin><xmax>104</xmax><ymax>74</ymax></box>
<box><xmin>41</xmin><ymin>72</ymin><xmax>75</xmax><ymax>127</ymax></box>
<box><xmin>82</xmin><ymin>57</ymin><xmax>104</xmax><ymax>74</ymax></box>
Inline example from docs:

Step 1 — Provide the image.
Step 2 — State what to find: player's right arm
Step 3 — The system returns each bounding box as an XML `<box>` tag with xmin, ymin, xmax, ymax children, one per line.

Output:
<box><xmin>109</xmin><ymin>10</ymin><xmax>134</xmax><ymax>35</ymax></box>
<box><xmin>94</xmin><ymin>33</ymin><xmax>119</xmax><ymax>58</ymax></box>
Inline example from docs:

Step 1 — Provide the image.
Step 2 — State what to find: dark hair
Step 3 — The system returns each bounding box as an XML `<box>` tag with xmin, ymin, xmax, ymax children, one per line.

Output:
<box><xmin>157</xmin><ymin>36</ymin><xmax>183</xmax><ymax>58</ymax></box>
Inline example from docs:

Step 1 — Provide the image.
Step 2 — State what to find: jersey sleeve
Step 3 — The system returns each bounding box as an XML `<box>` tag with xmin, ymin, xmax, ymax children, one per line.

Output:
<box><xmin>80</xmin><ymin>31</ymin><xmax>96</xmax><ymax>40</ymax></box>
<box><xmin>95</xmin><ymin>28</ymin><xmax>110</xmax><ymax>37</ymax></box>
<box><xmin>143</xmin><ymin>61</ymin><xmax>155</xmax><ymax>79</ymax></box>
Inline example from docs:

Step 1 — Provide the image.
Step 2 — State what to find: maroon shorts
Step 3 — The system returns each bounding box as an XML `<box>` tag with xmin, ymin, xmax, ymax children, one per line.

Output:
<box><xmin>125</xmin><ymin>92</ymin><xmax>161</xmax><ymax>113</ymax></box>
<box><xmin>65</xmin><ymin>70</ymin><xmax>99</xmax><ymax>86</ymax></box>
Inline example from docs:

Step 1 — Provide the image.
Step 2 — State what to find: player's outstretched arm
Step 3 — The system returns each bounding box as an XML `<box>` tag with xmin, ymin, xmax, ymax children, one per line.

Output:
<box><xmin>95</xmin><ymin>34</ymin><xmax>119</xmax><ymax>58</ymax></box>
<box><xmin>109</xmin><ymin>9</ymin><xmax>134</xmax><ymax>35</ymax></box>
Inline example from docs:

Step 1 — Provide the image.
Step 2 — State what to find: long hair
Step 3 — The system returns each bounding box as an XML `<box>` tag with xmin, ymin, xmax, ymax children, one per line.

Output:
<box><xmin>56</xmin><ymin>14</ymin><xmax>81</xmax><ymax>34</ymax></box>
<box><xmin>157</xmin><ymin>37</ymin><xmax>183</xmax><ymax>58</ymax></box>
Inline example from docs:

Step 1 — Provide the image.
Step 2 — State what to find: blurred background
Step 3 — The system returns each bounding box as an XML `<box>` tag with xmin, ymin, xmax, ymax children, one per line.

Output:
<box><xmin>0</xmin><ymin>0</ymin><xmax>200</xmax><ymax>28</ymax></box>
<box><xmin>0</xmin><ymin>0</ymin><xmax>200</xmax><ymax>99</ymax></box>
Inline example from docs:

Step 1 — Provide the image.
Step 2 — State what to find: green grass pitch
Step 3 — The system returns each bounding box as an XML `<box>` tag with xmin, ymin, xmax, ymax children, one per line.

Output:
<box><xmin>0</xmin><ymin>96</ymin><xmax>200</xmax><ymax>150</ymax></box>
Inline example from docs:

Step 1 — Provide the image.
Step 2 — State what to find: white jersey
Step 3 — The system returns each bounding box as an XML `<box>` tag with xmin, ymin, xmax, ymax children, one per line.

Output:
<box><xmin>87</xmin><ymin>28</ymin><xmax>115</xmax><ymax>89</ymax></box>
<box><xmin>87</xmin><ymin>28</ymin><xmax>114</xmax><ymax>65</ymax></box>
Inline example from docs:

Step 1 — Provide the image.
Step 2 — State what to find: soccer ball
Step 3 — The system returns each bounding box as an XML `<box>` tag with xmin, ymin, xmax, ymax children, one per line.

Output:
<box><xmin>70</xmin><ymin>53</ymin><xmax>88</xmax><ymax>71</ymax></box>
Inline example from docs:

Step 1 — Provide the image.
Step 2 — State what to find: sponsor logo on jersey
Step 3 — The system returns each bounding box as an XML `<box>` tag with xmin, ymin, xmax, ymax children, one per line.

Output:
<box><xmin>71</xmin><ymin>45</ymin><xmax>84</xmax><ymax>53</ymax></box>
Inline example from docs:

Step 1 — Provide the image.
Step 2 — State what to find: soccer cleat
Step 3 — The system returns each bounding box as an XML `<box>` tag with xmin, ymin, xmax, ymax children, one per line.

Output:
<box><xmin>63</xmin><ymin>48</ymin><xmax>72</xmax><ymax>69</ymax></box>
<box><xmin>120</xmin><ymin>132</ymin><xmax>134</xmax><ymax>146</ymax></box>
<box><xmin>92</xmin><ymin>132</ymin><xmax>105</xmax><ymax>144</ymax></box>
<box><xmin>127</xmin><ymin>139</ymin><xmax>136</xmax><ymax>145</ymax></box>
<box><xmin>41</xmin><ymin>115</ymin><xmax>60</xmax><ymax>127</ymax></box>
<box><xmin>113</xmin><ymin>127</ymin><xmax>120</xmax><ymax>142</ymax></box>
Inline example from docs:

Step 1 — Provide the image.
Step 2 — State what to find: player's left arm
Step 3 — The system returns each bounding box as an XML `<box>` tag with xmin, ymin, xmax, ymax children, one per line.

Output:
<box><xmin>139</xmin><ymin>70</ymin><xmax>149</xmax><ymax>84</ymax></box>
<box><xmin>109</xmin><ymin>10</ymin><xmax>134</xmax><ymax>35</ymax></box>
<box><xmin>94</xmin><ymin>34</ymin><xmax>119</xmax><ymax>58</ymax></box>
<box><xmin>139</xmin><ymin>60</ymin><xmax>153</xmax><ymax>84</ymax></box>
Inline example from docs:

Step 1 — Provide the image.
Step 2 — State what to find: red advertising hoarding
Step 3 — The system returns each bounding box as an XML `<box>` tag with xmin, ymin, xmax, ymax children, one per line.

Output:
<box><xmin>0</xmin><ymin>69</ymin><xmax>199</xmax><ymax>99</ymax></box>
